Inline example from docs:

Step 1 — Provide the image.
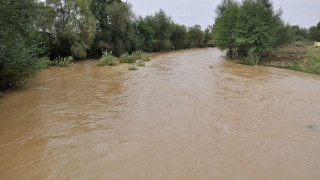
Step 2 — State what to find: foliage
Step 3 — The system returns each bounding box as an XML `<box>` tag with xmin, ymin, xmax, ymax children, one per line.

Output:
<box><xmin>141</xmin><ymin>54</ymin><xmax>150</xmax><ymax>62</ymax></box>
<box><xmin>146</xmin><ymin>10</ymin><xmax>173</xmax><ymax>51</ymax></box>
<box><xmin>120</xmin><ymin>53</ymin><xmax>136</xmax><ymax>63</ymax></box>
<box><xmin>187</xmin><ymin>25</ymin><xmax>205</xmax><ymax>48</ymax></box>
<box><xmin>137</xmin><ymin>60</ymin><xmax>145</xmax><ymax>66</ymax></box>
<box><xmin>106</xmin><ymin>2</ymin><xmax>134</xmax><ymax>56</ymax></box>
<box><xmin>51</xmin><ymin>56</ymin><xmax>74</xmax><ymax>67</ymax></box>
<box><xmin>97</xmin><ymin>51</ymin><xmax>118</xmax><ymax>66</ymax></box>
<box><xmin>309</xmin><ymin>22</ymin><xmax>320</xmax><ymax>41</ymax></box>
<box><xmin>170</xmin><ymin>23</ymin><xmax>188</xmax><ymax>49</ymax></box>
<box><xmin>0</xmin><ymin>0</ymin><xmax>45</xmax><ymax>89</ymax></box>
<box><xmin>131</xmin><ymin>50</ymin><xmax>146</xmax><ymax>60</ymax></box>
<box><xmin>46</xmin><ymin>0</ymin><xmax>96</xmax><ymax>59</ymax></box>
<box><xmin>213</xmin><ymin>0</ymin><xmax>288</xmax><ymax>64</ymax></box>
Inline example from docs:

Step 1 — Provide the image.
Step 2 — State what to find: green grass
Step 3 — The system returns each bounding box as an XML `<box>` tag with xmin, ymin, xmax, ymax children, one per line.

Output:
<box><xmin>97</xmin><ymin>51</ymin><xmax>118</xmax><ymax>66</ymax></box>
<box><xmin>131</xmin><ymin>50</ymin><xmax>146</xmax><ymax>60</ymax></box>
<box><xmin>137</xmin><ymin>60</ymin><xmax>145</xmax><ymax>66</ymax></box>
<box><xmin>261</xmin><ymin>41</ymin><xmax>320</xmax><ymax>75</ymax></box>
<box><xmin>51</xmin><ymin>56</ymin><xmax>74</xmax><ymax>67</ymax></box>
<box><xmin>120</xmin><ymin>53</ymin><xmax>136</xmax><ymax>63</ymax></box>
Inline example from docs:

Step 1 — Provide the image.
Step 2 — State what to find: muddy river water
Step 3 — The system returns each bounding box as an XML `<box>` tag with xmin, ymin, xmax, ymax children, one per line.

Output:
<box><xmin>1</xmin><ymin>48</ymin><xmax>320</xmax><ymax>179</ymax></box>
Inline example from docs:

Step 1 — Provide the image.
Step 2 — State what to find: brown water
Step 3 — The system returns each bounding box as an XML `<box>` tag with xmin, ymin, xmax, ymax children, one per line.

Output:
<box><xmin>1</xmin><ymin>48</ymin><xmax>320</xmax><ymax>179</ymax></box>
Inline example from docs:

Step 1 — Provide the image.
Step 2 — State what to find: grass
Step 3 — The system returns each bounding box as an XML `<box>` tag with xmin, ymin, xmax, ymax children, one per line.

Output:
<box><xmin>97</xmin><ymin>51</ymin><xmax>118</xmax><ymax>66</ymax></box>
<box><xmin>261</xmin><ymin>41</ymin><xmax>320</xmax><ymax>74</ymax></box>
<box><xmin>137</xmin><ymin>60</ymin><xmax>145</xmax><ymax>66</ymax></box>
<box><xmin>120</xmin><ymin>53</ymin><xmax>136</xmax><ymax>63</ymax></box>
<box><xmin>98</xmin><ymin>50</ymin><xmax>151</xmax><ymax>70</ymax></box>
<box><xmin>131</xmin><ymin>50</ymin><xmax>146</xmax><ymax>60</ymax></box>
<box><xmin>51</xmin><ymin>56</ymin><xmax>74</xmax><ymax>67</ymax></box>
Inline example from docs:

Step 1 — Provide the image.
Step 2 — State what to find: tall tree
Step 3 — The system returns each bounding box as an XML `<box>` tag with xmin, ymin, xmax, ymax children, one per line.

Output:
<box><xmin>213</xmin><ymin>0</ymin><xmax>240</xmax><ymax>58</ymax></box>
<box><xmin>147</xmin><ymin>10</ymin><xmax>172</xmax><ymax>51</ymax></box>
<box><xmin>187</xmin><ymin>25</ymin><xmax>205</xmax><ymax>48</ymax></box>
<box><xmin>170</xmin><ymin>22</ymin><xmax>187</xmax><ymax>49</ymax></box>
<box><xmin>89</xmin><ymin>0</ymin><xmax>120</xmax><ymax>56</ymax></box>
<box><xmin>46</xmin><ymin>0</ymin><xmax>96</xmax><ymax>59</ymax></box>
<box><xmin>106</xmin><ymin>2</ymin><xmax>134</xmax><ymax>55</ymax></box>
<box><xmin>0</xmin><ymin>0</ymin><xmax>44</xmax><ymax>89</ymax></box>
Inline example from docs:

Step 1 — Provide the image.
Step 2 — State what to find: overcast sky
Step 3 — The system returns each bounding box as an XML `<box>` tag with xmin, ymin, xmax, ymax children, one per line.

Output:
<box><xmin>128</xmin><ymin>0</ymin><xmax>320</xmax><ymax>29</ymax></box>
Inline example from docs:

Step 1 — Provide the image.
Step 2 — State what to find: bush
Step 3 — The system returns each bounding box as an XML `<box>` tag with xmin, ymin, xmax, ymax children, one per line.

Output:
<box><xmin>242</xmin><ymin>52</ymin><xmax>260</xmax><ymax>65</ymax></box>
<box><xmin>36</xmin><ymin>57</ymin><xmax>51</xmax><ymax>69</ymax></box>
<box><xmin>141</xmin><ymin>54</ymin><xmax>150</xmax><ymax>62</ymax></box>
<box><xmin>97</xmin><ymin>51</ymin><xmax>118</xmax><ymax>66</ymax></box>
<box><xmin>128</xmin><ymin>65</ymin><xmax>138</xmax><ymax>70</ymax></box>
<box><xmin>120</xmin><ymin>53</ymin><xmax>136</xmax><ymax>63</ymax></box>
<box><xmin>131</xmin><ymin>50</ymin><xmax>146</xmax><ymax>59</ymax></box>
<box><xmin>137</xmin><ymin>60</ymin><xmax>145</xmax><ymax>66</ymax></box>
<box><xmin>51</xmin><ymin>56</ymin><xmax>74</xmax><ymax>67</ymax></box>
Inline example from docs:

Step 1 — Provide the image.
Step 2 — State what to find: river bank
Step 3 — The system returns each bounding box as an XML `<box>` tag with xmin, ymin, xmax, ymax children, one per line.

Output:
<box><xmin>260</xmin><ymin>41</ymin><xmax>320</xmax><ymax>75</ymax></box>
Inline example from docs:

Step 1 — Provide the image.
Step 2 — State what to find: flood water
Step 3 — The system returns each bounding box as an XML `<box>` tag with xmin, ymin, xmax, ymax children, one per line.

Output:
<box><xmin>1</xmin><ymin>48</ymin><xmax>320</xmax><ymax>179</ymax></box>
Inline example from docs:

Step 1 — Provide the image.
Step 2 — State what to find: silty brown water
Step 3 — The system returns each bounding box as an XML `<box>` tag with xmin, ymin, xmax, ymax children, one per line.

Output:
<box><xmin>0</xmin><ymin>48</ymin><xmax>320</xmax><ymax>179</ymax></box>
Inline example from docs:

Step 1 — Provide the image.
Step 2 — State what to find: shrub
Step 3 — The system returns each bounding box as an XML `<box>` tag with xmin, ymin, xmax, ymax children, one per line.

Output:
<box><xmin>97</xmin><ymin>51</ymin><xmax>118</xmax><ymax>66</ymax></box>
<box><xmin>51</xmin><ymin>56</ymin><xmax>74</xmax><ymax>67</ymax></box>
<box><xmin>35</xmin><ymin>57</ymin><xmax>51</xmax><ymax>69</ymax></box>
<box><xmin>128</xmin><ymin>65</ymin><xmax>138</xmax><ymax>70</ymax></box>
<box><xmin>137</xmin><ymin>60</ymin><xmax>145</xmax><ymax>66</ymax></box>
<box><xmin>242</xmin><ymin>52</ymin><xmax>260</xmax><ymax>66</ymax></box>
<box><xmin>120</xmin><ymin>53</ymin><xmax>136</xmax><ymax>63</ymax></box>
<box><xmin>131</xmin><ymin>50</ymin><xmax>146</xmax><ymax>59</ymax></box>
<box><xmin>141</xmin><ymin>54</ymin><xmax>150</xmax><ymax>62</ymax></box>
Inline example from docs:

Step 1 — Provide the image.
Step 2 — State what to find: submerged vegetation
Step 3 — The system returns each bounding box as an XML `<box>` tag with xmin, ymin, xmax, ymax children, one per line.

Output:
<box><xmin>51</xmin><ymin>57</ymin><xmax>74</xmax><ymax>67</ymax></box>
<box><xmin>97</xmin><ymin>51</ymin><xmax>118</xmax><ymax>66</ymax></box>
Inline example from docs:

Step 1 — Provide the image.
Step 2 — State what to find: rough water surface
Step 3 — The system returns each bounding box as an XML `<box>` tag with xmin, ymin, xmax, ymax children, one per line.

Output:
<box><xmin>0</xmin><ymin>48</ymin><xmax>320</xmax><ymax>179</ymax></box>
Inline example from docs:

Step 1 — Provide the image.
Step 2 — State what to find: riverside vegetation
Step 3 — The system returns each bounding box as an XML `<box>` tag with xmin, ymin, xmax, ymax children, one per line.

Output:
<box><xmin>1</xmin><ymin>0</ymin><xmax>320</xmax><ymax>91</ymax></box>
<box><xmin>213</xmin><ymin>0</ymin><xmax>320</xmax><ymax>74</ymax></box>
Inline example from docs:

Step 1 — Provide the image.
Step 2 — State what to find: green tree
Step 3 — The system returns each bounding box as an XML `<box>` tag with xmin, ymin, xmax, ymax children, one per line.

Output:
<box><xmin>133</xmin><ymin>16</ymin><xmax>156</xmax><ymax>52</ymax></box>
<box><xmin>213</xmin><ymin>0</ymin><xmax>285</xmax><ymax>64</ymax></box>
<box><xmin>309</xmin><ymin>22</ymin><xmax>320</xmax><ymax>41</ymax></box>
<box><xmin>106</xmin><ymin>2</ymin><xmax>134</xmax><ymax>55</ymax></box>
<box><xmin>46</xmin><ymin>0</ymin><xmax>96</xmax><ymax>59</ymax></box>
<box><xmin>170</xmin><ymin>22</ymin><xmax>187</xmax><ymax>49</ymax></box>
<box><xmin>0</xmin><ymin>0</ymin><xmax>45</xmax><ymax>89</ymax></box>
<box><xmin>213</xmin><ymin>0</ymin><xmax>240</xmax><ymax>58</ymax></box>
<box><xmin>89</xmin><ymin>0</ymin><xmax>120</xmax><ymax>57</ymax></box>
<box><xmin>147</xmin><ymin>9</ymin><xmax>172</xmax><ymax>51</ymax></box>
<box><xmin>187</xmin><ymin>25</ymin><xmax>205</xmax><ymax>48</ymax></box>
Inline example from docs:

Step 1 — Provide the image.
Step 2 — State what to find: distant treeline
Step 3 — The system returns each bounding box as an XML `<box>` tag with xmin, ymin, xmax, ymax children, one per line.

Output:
<box><xmin>213</xmin><ymin>0</ymin><xmax>320</xmax><ymax>65</ymax></box>
<box><xmin>0</xmin><ymin>0</ymin><xmax>214</xmax><ymax>89</ymax></box>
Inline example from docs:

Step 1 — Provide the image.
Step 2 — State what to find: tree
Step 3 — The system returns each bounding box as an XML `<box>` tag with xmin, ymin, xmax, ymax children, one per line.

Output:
<box><xmin>187</xmin><ymin>25</ymin><xmax>205</xmax><ymax>48</ymax></box>
<box><xmin>46</xmin><ymin>0</ymin><xmax>96</xmax><ymax>59</ymax></box>
<box><xmin>170</xmin><ymin>22</ymin><xmax>187</xmax><ymax>49</ymax></box>
<box><xmin>133</xmin><ymin>16</ymin><xmax>156</xmax><ymax>52</ymax></box>
<box><xmin>0</xmin><ymin>0</ymin><xmax>45</xmax><ymax>89</ymax></box>
<box><xmin>147</xmin><ymin>10</ymin><xmax>172</xmax><ymax>51</ymax></box>
<box><xmin>213</xmin><ymin>0</ymin><xmax>240</xmax><ymax>58</ymax></box>
<box><xmin>213</xmin><ymin>0</ymin><xmax>285</xmax><ymax>64</ymax></box>
<box><xmin>106</xmin><ymin>2</ymin><xmax>134</xmax><ymax>55</ymax></box>
<box><xmin>309</xmin><ymin>22</ymin><xmax>320</xmax><ymax>41</ymax></box>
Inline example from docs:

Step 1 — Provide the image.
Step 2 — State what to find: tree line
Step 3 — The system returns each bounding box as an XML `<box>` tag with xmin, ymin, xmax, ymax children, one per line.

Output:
<box><xmin>0</xmin><ymin>0</ymin><xmax>213</xmax><ymax>90</ymax></box>
<box><xmin>212</xmin><ymin>0</ymin><xmax>320</xmax><ymax>65</ymax></box>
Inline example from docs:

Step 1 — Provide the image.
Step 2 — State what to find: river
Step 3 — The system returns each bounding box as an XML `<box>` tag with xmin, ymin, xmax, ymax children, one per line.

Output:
<box><xmin>0</xmin><ymin>48</ymin><xmax>320</xmax><ymax>179</ymax></box>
